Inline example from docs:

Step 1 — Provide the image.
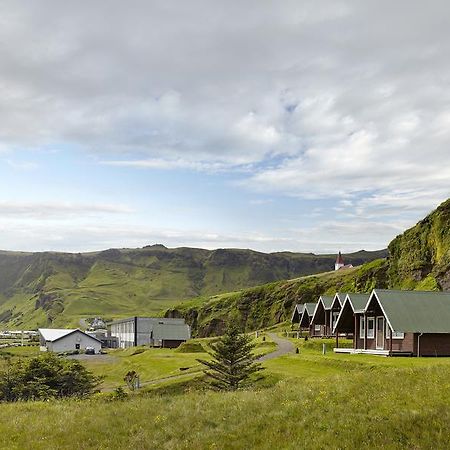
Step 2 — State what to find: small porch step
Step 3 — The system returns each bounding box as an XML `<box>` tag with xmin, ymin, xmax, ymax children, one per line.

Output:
<box><xmin>333</xmin><ymin>348</ymin><xmax>389</xmax><ymax>356</ymax></box>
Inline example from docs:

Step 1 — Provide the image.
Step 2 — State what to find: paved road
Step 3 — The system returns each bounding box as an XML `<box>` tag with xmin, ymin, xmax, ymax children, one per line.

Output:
<box><xmin>259</xmin><ymin>332</ymin><xmax>295</xmax><ymax>362</ymax></box>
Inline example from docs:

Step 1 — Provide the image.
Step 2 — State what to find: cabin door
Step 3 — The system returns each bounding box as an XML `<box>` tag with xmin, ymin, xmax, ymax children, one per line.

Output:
<box><xmin>376</xmin><ymin>317</ymin><xmax>384</xmax><ymax>350</ymax></box>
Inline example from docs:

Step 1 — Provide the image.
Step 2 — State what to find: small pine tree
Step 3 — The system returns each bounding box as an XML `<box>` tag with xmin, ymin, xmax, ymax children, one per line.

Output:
<box><xmin>197</xmin><ymin>327</ymin><xmax>263</xmax><ymax>390</ymax></box>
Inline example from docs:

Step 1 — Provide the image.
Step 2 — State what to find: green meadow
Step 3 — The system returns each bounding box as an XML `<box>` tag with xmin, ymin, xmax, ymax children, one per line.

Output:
<box><xmin>1</xmin><ymin>334</ymin><xmax>450</xmax><ymax>449</ymax></box>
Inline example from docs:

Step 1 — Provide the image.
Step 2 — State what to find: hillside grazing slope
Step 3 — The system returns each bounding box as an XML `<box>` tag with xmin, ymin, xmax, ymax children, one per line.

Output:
<box><xmin>0</xmin><ymin>246</ymin><xmax>385</xmax><ymax>329</ymax></box>
<box><xmin>166</xmin><ymin>199</ymin><xmax>450</xmax><ymax>336</ymax></box>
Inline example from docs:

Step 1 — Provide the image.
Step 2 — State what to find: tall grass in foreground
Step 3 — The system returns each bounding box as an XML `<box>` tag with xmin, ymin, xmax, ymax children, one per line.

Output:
<box><xmin>0</xmin><ymin>365</ymin><xmax>449</xmax><ymax>449</ymax></box>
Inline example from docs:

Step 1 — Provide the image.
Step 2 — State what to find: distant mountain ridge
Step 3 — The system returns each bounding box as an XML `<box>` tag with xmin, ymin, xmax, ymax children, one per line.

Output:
<box><xmin>0</xmin><ymin>245</ymin><xmax>386</xmax><ymax>329</ymax></box>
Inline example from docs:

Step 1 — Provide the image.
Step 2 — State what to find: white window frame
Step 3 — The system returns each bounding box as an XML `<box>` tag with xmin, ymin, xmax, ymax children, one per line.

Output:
<box><xmin>367</xmin><ymin>317</ymin><xmax>375</xmax><ymax>339</ymax></box>
<box><xmin>331</xmin><ymin>311</ymin><xmax>339</xmax><ymax>330</ymax></box>
<box><xmin>385</xmin><ymin>327</ymin><xmax>404</xmax><ymax>340</ymax></box>
<box><xmin>359</xmin><ymin>317</ymin><xmax>365</xmax><ymax>339</ymax></box>
<box><xmin>314</xmin><ymin>324</ymin><xmax>321</xmax><ymax>332</ymax></box>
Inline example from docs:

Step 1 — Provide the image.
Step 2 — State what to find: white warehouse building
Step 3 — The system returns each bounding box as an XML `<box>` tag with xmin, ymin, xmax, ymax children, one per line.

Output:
<box><xmin>38</xmin><ymin>328</ymin><xmax>102</xmax><ymax>354</ymax></box>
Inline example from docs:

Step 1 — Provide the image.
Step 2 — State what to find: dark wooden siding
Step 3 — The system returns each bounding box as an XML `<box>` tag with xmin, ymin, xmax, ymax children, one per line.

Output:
<box><xmin>419</xmin><ymin>334</ymin><xmax>450</xmax><ymax>356</ymax></box>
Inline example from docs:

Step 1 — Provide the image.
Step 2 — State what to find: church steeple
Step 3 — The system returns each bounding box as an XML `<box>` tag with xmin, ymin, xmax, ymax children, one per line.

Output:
<box><xmin>335</xmin><ymin>251</ymin><xmax>345</xmax><ymax>271</ymax></box>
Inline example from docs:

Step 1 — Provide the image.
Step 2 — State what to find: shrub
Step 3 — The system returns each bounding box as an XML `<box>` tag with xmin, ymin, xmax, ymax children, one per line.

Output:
<box><xmin>0</xmin><ymin>354</ymin><xmax>102</xmax><ymax>402</ymax></box>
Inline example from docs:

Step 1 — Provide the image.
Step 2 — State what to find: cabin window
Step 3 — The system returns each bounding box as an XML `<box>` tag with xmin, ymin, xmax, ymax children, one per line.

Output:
<box><xmin>314</xmin><ymin>325</ymin><xmax>321</xmax><ymax>332</ymax></box>
<box><xmin>367</xmin><ymin>318</ymin><xmax>375</xmax><ymax>339</ymax></box>
<box><xmin>386</xmin><ymin>328</ymin><xmax>404</xmax><ymax>339</ymax></box>
<box><xmin>359</xmin><ymin>317</ymin><xmax>365</xmax><ymax>338</ymax></box>
<box><xmin>75</xmin><ymin>344</ymin><xmax>80</xmax><ymax>350</ymax></box>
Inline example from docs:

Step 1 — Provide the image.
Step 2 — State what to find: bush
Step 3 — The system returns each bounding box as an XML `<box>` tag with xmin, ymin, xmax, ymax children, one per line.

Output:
<box><xmin>175</xmin><ymin>341</ymin><xmax>205</xmax><ymax>353</ymax></box>
<box><xmin>0</xmin><ymin>354</ymin><xmax>102</xmax><ymax>402</ymax></box>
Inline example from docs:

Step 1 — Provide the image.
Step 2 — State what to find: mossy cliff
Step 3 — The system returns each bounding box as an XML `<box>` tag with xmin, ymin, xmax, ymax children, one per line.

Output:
<box><xmin>167</xmin><ymin>199</ymin><xmax>450</xmax><ymax>336</ymax></box>
<box><xmin>388</xmin><ymin>198</ymin><xmax>450</xmax><ymax>290</ymax></box>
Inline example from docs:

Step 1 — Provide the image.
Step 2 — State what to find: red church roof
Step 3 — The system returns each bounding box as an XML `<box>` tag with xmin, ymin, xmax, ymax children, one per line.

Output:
<box><xmin>336</xmin><ymin>251</ymin><xmax>344</xmax><ymax>265</ymax></box>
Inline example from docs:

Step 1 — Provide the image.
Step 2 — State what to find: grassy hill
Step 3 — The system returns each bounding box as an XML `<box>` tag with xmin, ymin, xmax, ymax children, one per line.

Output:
<box><xmin>166</xmin><ymin>198</ymin><xmax>450</xmax><ymax>336</ymax></box>
<box><xmin>0</xmin><ymin>245</ymin><xmax>385</xmax><ymax>329</ymax></box>
<box><xmin>2</xmin><ymin>338</ymin><xmax>450</xmax><ymax>449</ymax></box>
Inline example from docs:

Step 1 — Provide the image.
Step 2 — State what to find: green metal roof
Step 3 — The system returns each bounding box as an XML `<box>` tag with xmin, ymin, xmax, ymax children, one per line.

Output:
<box><xmin>373</xmin><ymin>289</ymin><xmax>450</xmax><ymax>333</ymax></box>
<box><xmin>347</xmin><ymin>294</ymin><xmax>369</xmax><ymax>312</ymax></box>
<box><xmin>320</xmin><ymin>295</ymin><xmax>334</xmax><ymax>310</ymax></box>
<box><xmin>304</xmin><ymin>303</ymin><xmax>317</xmax><ymax>316</ymax></box>
<box><xmin>335</xmin><ymin>292</ymin><xmax>348</xmax><ymax>306</ymax></box>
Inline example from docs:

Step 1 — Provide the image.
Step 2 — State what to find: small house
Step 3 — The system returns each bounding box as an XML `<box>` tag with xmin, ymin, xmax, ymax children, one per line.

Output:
<box><xmin>310</xmin><ymin>295</ymin><xmax>335</xmax><ymax>337</ymax></box>
<box><xmin>39</xmin><ymin>328</ymin><xmax>101</xmax><ymax>354</ymax></box>
<box><xmin>291</xmin><ymin>303</ymin><xmax>317</xmax><ymax>332</ymax></box>
<box><xmin>334</xmin><ymin>290</ymin><xmax>450</xmax><ymax>356</ymax></box>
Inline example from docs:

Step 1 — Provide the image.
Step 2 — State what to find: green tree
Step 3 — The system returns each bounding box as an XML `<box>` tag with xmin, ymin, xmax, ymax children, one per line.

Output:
<box><xmin>0</xmin><ymin>354</ymin><xmax>102</xmax><ymax>402</ymax></box>
<box><xmin>197</xmin><ymin>327</ymin><xmax>263</xmax><ymax>390</ymax></box>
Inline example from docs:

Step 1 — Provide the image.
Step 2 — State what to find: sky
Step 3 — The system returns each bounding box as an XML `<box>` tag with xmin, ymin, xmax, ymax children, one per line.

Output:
<box><xmin>0</xmin><ymin>0</ymin><xmax>449</xmax><ymax>254</ymax></box>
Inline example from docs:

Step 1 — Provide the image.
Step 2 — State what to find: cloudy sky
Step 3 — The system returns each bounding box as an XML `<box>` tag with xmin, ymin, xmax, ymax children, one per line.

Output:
<box><xmin>0</xmin><ymin>0</ymin><xmax>449</xmax><ymax>253</ymax></box>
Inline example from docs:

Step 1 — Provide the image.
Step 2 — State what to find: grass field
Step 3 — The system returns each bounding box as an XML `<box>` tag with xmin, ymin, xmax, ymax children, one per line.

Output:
<box><xmin>1</xmin><ymin>336</ymin><xmax>450</xmax><ymax>449</ymax></box>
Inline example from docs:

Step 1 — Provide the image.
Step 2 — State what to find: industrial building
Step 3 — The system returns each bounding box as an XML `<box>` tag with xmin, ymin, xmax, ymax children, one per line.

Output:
<box><xmin>107</xmin><ymin>317</ymin><xmax>191</xmax><ymax>349</ymax></box>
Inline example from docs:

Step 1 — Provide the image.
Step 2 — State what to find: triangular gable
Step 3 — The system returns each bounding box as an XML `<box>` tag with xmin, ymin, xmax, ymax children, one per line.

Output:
<box><xmin>311</xmin><ymin>295</ymin><xmax>333</xmax><ymax>325</ymax></box>
<box><xmin>368</xmin><ymin>289</ymin><xmax>450</xmax><ymax>334</ymax></box>
<box><xmin>332</xmin><ymin>293</ymin><xmax>370</xmax><ymax>333</ymax></box>
<box><xmin>332</xmin><ymin>296</ymin><xmax>354</xmax><ymax>333</ymax></box>
<box><xmin>291</xmin><ymin>304</ymin><xmax>304</xmax><ymax>323</ymax></box>
<box><xmin>299</xmin><ymin>303</ymin><xmax>317</xmax><ymax>327</ymax></box>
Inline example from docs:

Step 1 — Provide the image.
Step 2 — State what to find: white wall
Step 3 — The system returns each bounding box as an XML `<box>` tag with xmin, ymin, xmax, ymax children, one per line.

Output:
<box><xmin>46</xmin><ymin>331</ymin><xmax>101</xmax><ymax>353</ymax></box>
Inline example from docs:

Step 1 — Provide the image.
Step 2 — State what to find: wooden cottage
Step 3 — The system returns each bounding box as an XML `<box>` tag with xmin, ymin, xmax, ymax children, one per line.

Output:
<box><xmin>334</xmin><ymin>290</ymin><xmax>450</xmax><ymax>356</ymax></box>
<box><xmin>332</xmin><ymin>293</ymin><xmax>369</xmax><ymax>347</ymax></box>
<box><xmin>310</xmin><ymin>293</ymin><xmax>346</xmax><ymax>337</ymax></box>
<box><xmin>291</xmin><ymin>303</ymin><xmax>317</xmax><ymax>332</ymax></box>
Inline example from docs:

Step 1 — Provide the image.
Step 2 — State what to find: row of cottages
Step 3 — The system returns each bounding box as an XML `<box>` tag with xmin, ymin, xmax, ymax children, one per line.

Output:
<box><xmin>292</xmin><ymin>289</ymin><xmax>450</xmax><ymax>356</ymax></box>
<box><xmin>292</xmin><ymin>293</ymin><xmax>348</xmax><ymax>338</ymax></box>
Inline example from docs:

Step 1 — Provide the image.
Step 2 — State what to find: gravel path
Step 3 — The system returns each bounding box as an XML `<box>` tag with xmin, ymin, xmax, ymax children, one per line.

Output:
<box><xmin>259</xmin><ymin>332</ymin><xmax>295</xmax><ymax>362</ymax></box>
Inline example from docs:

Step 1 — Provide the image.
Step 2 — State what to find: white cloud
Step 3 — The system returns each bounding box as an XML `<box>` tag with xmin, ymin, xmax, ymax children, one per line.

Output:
<box><xmin>0</xmin><ymin>1</ymin><xmax>449</xmax><ymax>251</ymax></box>
<box><xmin>0</xmin><ymin>201</ymin><xmax>132</xmax><ymax>218</ymax></box>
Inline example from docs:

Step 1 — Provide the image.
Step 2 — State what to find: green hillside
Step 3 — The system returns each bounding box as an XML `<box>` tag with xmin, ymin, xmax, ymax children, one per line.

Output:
<box><xmin>0</xmin><ymin>245</ymin><xmax>385</xmax><ymax>329</ymax></box>
<box><xmin>166</xmin><ymin>259</ymin><xmax>388</xmax><ymax>336</ymax></box>
<box><xmin>166</xmin><ymin>199</ymin><xmax>450</xmax><ymax>336</ymax></box>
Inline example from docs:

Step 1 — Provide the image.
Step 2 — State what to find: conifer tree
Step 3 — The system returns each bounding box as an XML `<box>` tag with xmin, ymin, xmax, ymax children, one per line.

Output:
<box><xmin>197</xmin><ymin>327</ymin><xmax>263</xmax><ymax>390</ymax></box>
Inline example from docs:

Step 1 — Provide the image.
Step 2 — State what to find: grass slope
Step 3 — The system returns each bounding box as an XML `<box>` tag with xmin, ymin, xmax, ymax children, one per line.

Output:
<box><xmin>0</xmin><ymin>246</ymin><xmax>385</xmax><ymax>329</ymax></box>
<box><xmin>1</xmin><ymin>337</ymin><xmax>450</xmax><ymax>449</ymax></box>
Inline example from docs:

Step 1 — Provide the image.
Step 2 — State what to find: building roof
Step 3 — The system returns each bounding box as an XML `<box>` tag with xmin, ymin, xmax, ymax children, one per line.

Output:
<box><xmin>320</xmin><ymin>295</ymin><xmax>334</xmax><ymax>310</ymax></box>
<box><xmin>370</xmin><ymin>289</ymin><xmax>450</xmax><ymax>333</ymax></box>
<box><xmin>335</xmin><ymin>293</ymin><xmax>348</xmax><ymax>306</ymax></box>
<box><xmin>39</xmin><ymin>328</ymin><xmax>77</xmax><ymax>342</ymax></box>
<box><xmin>291</xmin><ymin>304</ymin><xmax>304</xmax><ymax>322</ymax></box>
<box><xmin>303</xmin><ymin>303</ymin><xmax>317</xmax><ymax>316</ymax></box>
<box><xmin>152</xmin><ymin>323</ymin><xmax>191</xmax><ymax>341</ymax></box>
<box><xmin>39</xmin><ymin>328</ymin><xmax>101</xmax><ymax>343</ymax></box>
<box><xmin>346</xmin><ymin>293</ymin><xmax>369</xmax><ymax>312</ymax></box>
<box><xmin>107</xmin><ymin>316</ymin><xmax>186</xmax><ymax>326</ymax></box>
